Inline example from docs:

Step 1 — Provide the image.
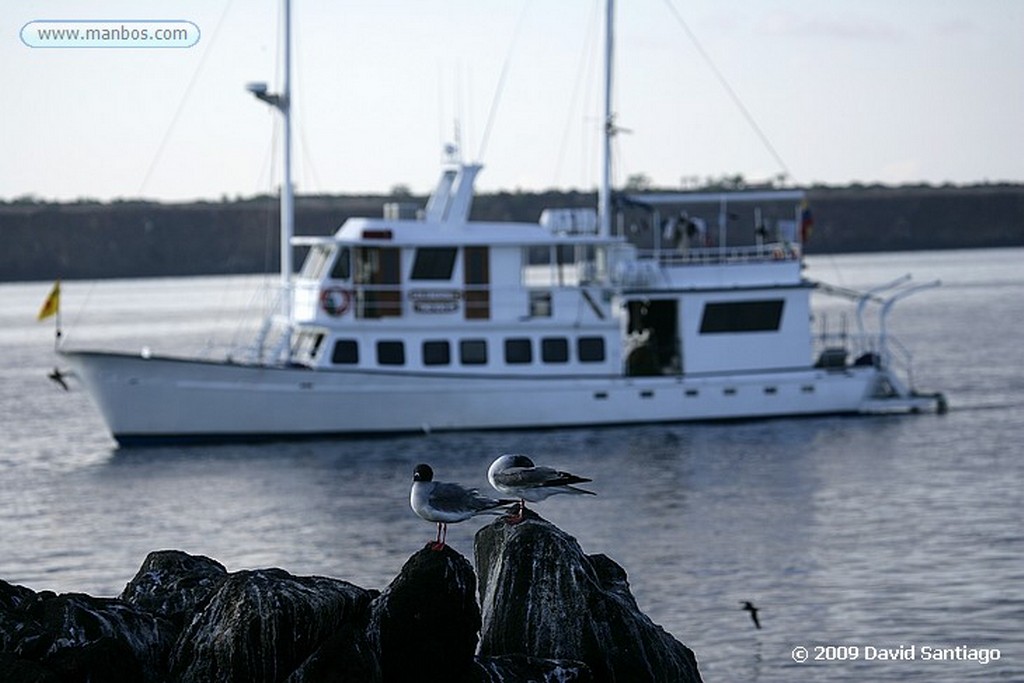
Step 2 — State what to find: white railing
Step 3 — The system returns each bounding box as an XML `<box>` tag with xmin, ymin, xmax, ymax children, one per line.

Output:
<box><xmin>638</xmin><ymin>241</ymin><xmax>801</xmax><ymax>266</ymax></box>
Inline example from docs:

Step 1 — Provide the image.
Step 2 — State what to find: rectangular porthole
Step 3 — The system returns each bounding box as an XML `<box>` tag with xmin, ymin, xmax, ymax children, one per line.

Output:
<box><xmin>594</xmin><ymin>392</ymin><xmax>608</xmax><ymax>400</ymax></box>
<box><xmin>764</xmin><ymin>386</ymin><xmax>778</xmax><ymax>395</ymax></box>
<box><xmin>640</xmin><ymin>390</ymin><xmax>654</xmax><ymax>399</ymax></box>
<box><xmin>801</xmin><ymin>385</ymin><xmax>815</xmax><ymax>393</ymax></box>
<box><xmin>685</xmin><ymin>389</ymin><xmax>699</xmax><ymax>397</ymax></box>
<box><xmin>724</xmin><ymin>388</ymin><xmax>737</xmax><ymax>396</ymax></box>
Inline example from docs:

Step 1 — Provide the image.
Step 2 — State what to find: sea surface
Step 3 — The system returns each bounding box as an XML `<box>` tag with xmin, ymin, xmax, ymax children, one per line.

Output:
<box><xmin>1</xmin><ymin>248</ymin><xmax>1022</xmax><ymax>681</ymax></box>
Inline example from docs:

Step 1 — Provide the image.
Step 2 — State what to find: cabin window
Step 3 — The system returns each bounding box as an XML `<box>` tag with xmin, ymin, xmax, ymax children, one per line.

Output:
<box><xmin>529</xmin><ymin>291</ymin><xmax>552</xmax><ymax>317</ymax></box>
<box><xmin>464</xmin><ymin>247</ymin><xmax>490</xmax><ymax>320</ymax></box>
<box><xmin>377</xmin><ymin>340</ymin><xmax>405</xmax><ymax>365</ymax></box>
<box><xmin>460</xmin><ymin>339</ymin><xmax>487</xmax><ymax>365</ymax></box>
<box><xmin>423</xmin><ymin>340</ymin><xmax>451</xmax><ymax>366</ymax></box>
<box><xmin>505</xmin><ymin>338</ymin><xmax>532</xmax><ymax>364</ymax></box>
<box><xmin>332</xmin><ymin>339</ymin><xmax>359</xmax><ymax>365</ymax></box>
<box><xmin>541</xmin><ymin>338</ymin><xmax>569</xmax><ymax>363</ymax></box>
<box><xmin>300</xmin><ymin>245</ymin><xmax>334</xmax><ymax>279</ymax></box>
<box><xmin>699</xmin><ymin>300</ymin><xmax>784</xmax><ymax>334</ymax></box>
<box><xmin>331</xmin><ymin>247</ymin><xmax>351</xmax><ymax>280</ymax></box>
<box><xmin>411</xmin><ymin>247</ymin><xmax>457</xmax><ymax>280</ymax></box>
<box><xmin>355</xmin><ymin>247</ymin><xmax>402</xmax><ymax>318</ymax></box>
<box><xmin>577</xmin><ymin>336</ymin><xmax>606</xmax><ymax>362</ymax></box>
<box><xmin>291</xmin><ymin>331</ymin><xmax>325</xmax><ymax>364</ymax></box>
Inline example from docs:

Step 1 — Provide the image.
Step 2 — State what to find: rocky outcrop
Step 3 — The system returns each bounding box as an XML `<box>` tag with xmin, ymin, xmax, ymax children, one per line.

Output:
<box><xmin>168</xmin><ymin>568</ymin><xmax>376</xmax><ymax>682</ymax></box>
<box><xmin>475</xmin><ymin>509</ymin><xmax>702</xmax><ymax>682</ymax></box>
<box><xmin>367</xmin><ymin>544</ymin><xmax>480</xmax><ymax>682</ymax></box>
<box><xmin>1</xmin><ymin>518</ymin><xmax>701</xmax><ymax>682</ymax></box>
<box><xmin>0</xmin><ymin>580</ymin><xmax>176</xmax><ymax>683</ymax></box>
<box><xmin>119</xmin><ymin>550</ymin><xmax>228</xmax><ymax>627</ymax></box>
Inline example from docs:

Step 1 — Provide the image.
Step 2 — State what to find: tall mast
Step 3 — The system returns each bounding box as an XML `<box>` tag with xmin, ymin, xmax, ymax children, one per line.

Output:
<box><xmin>248</xmin><ymin>0</ymin><xmax>294</xmax><ymax>324</ymax></box>
<box><xmin>280</xmin><ymin>0</ymin><xmax>293</xmax><ymax>311</ymax></box>
<box><xmin>598</xmin><ymin>0</ymin><xmax>614</xmax><ymax>237</ymax></box>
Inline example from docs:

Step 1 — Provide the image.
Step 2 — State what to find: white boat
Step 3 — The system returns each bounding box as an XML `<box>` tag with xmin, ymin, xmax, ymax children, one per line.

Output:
<box><xmin>60</xmin><ymin>1</ymin><xmax>945</xmax><ymax>446</ymax></box>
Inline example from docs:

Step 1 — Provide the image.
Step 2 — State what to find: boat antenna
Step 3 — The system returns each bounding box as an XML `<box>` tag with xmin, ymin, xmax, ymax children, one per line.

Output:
<box><xmin>598</xmin><ymin>0</ymin><xmax>615</xmax><ymax>237</ymax></box>
<box><xmin>247</xmin><ymin>0</ymin><xmax>294</xmax><ymax>327</ymax></box>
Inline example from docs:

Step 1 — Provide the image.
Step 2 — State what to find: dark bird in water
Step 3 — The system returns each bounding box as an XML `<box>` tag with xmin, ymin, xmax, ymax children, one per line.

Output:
<box><xmin>47</xmin><ymin>367</ymin><xmax>69</xmax><ymax>391</ymax></box>
<box><xmin>409</xmin><ymin>463</ymin><xmax>515</xmax><ymax>550</ymax></box>
<box><xmin>487</xmin><ymin>453</ymin><xmax>595</xmax><ymax>523</ymax></box>
<box><xmin>741</xmin><ymin>601</ymin><xmax>761</xmax><ymax>629</ymax></box>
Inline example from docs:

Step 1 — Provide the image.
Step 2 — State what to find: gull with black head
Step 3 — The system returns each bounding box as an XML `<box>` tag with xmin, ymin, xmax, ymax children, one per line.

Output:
<box><xmin>410</xmin><ymin>463</ymin><xmax>515</xmax><ymax>549</ymax></box>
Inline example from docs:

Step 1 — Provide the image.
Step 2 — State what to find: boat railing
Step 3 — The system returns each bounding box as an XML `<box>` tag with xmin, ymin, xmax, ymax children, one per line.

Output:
<box><xmin>637</xmin><ymin>241</ymin><xmax>801</xmax><ymax>267</ymax></box>
<box><xmin>813</xmin><ymin>326</ymin><xmax>920</xmax><ymax>388</ymax></box>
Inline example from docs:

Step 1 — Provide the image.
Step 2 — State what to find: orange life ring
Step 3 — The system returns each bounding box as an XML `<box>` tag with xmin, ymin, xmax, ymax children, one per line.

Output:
<box><xmin>320</xmin><ymin>287</ymin><xmax>351</xmax><ymax>316</ymax></box>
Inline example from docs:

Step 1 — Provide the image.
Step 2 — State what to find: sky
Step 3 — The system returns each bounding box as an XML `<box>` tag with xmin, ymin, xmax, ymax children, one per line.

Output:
<box><xmin>3</xmin><ymin>0</ymin><xmax>1022</xmax><ymax>202</ymax></box>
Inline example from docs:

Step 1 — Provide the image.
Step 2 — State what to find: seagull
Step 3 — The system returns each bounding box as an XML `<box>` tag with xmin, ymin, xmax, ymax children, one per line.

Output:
<box><xmin>740</xmin><ymin>601</ymin><xmax>761</xmax><ymax>629</ymax></box>
<box><xmin>409</xmin><ymin>463</ymin><xmax>515</xmax><ymax>550</ymax></box>
<box><xmin>47</xmin><ymin>367</ymin><xmax>69</xmax><ymax>391</ymax></box>
<box><xmin>487</xmin><ymin>454</ymin><xmax>595</xmax><ymax>523</ymax></box>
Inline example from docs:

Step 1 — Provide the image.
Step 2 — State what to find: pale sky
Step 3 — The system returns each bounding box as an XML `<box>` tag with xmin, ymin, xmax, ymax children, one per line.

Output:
<box><xmin>3</xmin><ymin>0</ymin><xmax>1022</xmax><ymax>202</ymax></box>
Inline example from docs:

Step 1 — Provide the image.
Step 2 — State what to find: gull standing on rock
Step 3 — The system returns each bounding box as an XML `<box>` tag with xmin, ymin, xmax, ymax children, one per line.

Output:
<box><xmin>487</xmin><ymin>454</ymin><xmax>595</xmax><ymax>523</ymax></box>
<box><xmin>409</xmin><ymin>463</ymin><xmax>516</xmax><ymax>549</ymax></box>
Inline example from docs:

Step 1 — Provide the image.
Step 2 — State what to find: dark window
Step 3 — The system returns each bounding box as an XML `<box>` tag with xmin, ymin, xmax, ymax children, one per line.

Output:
<box><xmin>505</xmin><ymin>338</ymin><xmax>532</xmax><ymax>364</ymax></box>
<box><xmin>330</xmin><ymin>247</ymin><xmax>351</xmax><ymax>280</ymax></box>
<box><xmin>411</xmin><ymin>247</ymin><xmax>457</xmax><ymax>280</ymax></box>
<box><xmin>464</xmin><ymin>246</ymin><xmax>490</xmax><ymax>320</ymax></box>
<box><xmin>460</xmin><ymin>339</ymin><xmax>487</xmax><ymax>365</ymax></box>
<box><xmin>332</xmin><ymin>339</ymin><xmax>359</xmax><ymax>364</ymax></box>
<box><xmin>423</xmin><ymin>340</ymin><xmax>451</xmax><ymax>366</ymax></box>
<box><xmin>354</xmin><ymin>247</ymin><xmax>402</xmax><ymax>319</ymax></box>
<box><xmin>577</xmin><ymin>336</ymin><xmax>606</xmax><ymax>362</ymax></box>
<box><xmin>377</xmin><ymin>340</ymin><xmax>405</xmax><ymax>365</ymax></box>
<box><xmin>541</xmin><ymin>337</ymin><xmax>569</xmax><ymax>363</ymax></box>
<box><xmin>529</xmin><ymin>291</ymin><xmax>552</xmax><ymax>317</ymax></box>
<box><xmin>699</xmin><ymin>300</ymin><xmax>784</xmax><ymax>334</ymax></box>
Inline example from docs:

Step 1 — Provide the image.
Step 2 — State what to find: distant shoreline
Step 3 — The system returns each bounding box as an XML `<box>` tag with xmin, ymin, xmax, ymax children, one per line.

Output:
<box><xmin>4</xmin><ymin>184</ymin><xmax>1021</xmax><ymax>282</ymax></box>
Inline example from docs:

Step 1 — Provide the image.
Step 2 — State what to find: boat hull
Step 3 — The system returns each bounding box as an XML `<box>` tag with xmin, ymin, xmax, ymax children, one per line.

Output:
<box><xmin>61</xmin><ymin>350</ymin><xmax>939</xmax><ymax>446</ymax></box>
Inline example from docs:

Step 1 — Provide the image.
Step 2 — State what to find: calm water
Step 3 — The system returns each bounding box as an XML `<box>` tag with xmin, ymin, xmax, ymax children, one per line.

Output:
<box><xmin>1</xmin><ymin>249</ymin><xmax>1022</xmax><ymax>681</ymax></box>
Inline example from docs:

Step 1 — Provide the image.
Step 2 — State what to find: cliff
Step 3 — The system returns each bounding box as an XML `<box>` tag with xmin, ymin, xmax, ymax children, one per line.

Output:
<box><xmin>0</xmin><ymin>514</ymin><xmax>702</xmax><ymax>682</ymax></box>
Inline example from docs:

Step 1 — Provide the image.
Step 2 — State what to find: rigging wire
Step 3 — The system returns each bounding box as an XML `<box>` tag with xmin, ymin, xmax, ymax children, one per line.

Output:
<box><xmin>553</xmin><ymin>0</ymin><xmax>601</xmax><ymax>189</ymax></box>
<box><xmin>137</xmin><ymin>0</ymin><xmax>236</xmax><ymax>198</ymax></box>
<box><xmin>659</xmin><ymin>0</ymin><xmax>793</xmax><ymax>182</ymax></box>
<box><xmin>477</xmin><ymin>0</ymin><xmax>533</xmax><ymax>163</ymax></box>
<box><xmin>292</xmin><ymin>6</ymin><xmax>324</xmax><ymax>195</ymax></box>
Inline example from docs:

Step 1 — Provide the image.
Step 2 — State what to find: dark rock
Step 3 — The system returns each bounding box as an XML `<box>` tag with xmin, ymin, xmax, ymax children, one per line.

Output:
<box><xmin>475</xmin><ymin>511</ymin><xmax>703</xmax><ymax>682</ymax></box>
<box><xmin>1</xmin><ymin>581</ymin><xmax>43</xmax><ymax>654</ymax></box>
<box><xmin>168</xmin><ymin>567</ymin><xmax>374</xmax><ymax>683</ymax></box>
<box><xmin>285</xmin><ymin>622</ymin><xmax>381</xmax><ymax>683</ymax></box>
<box><xmin>472</xmin><ymin>654</ymin><xmax>594</xmax><ymax>682</ymax></box>
<box><xmin>9</xmin><ymin>591</ymin><xmax>176</xmax><ymax>683</ymax></box>
<box><xmin>119</xmin><ymin>549</ymin><xmax>228</xmax><ymax>627</ymax></box>
<box><xmin>367</xmin><ymin>543</ymin><xmax>480</xmax><ymax>683</ymax></box>
<box><xmin>0</xmin><ymin>652</ymin><xmax>60</xmax><ymax>683</ymax></box>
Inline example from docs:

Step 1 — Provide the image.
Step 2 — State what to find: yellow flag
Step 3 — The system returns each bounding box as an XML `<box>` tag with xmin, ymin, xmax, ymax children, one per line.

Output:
<box><xmin>37</xmin><ymin>280</ymin><xmax>61</xmax><ymax>321</ymax></box>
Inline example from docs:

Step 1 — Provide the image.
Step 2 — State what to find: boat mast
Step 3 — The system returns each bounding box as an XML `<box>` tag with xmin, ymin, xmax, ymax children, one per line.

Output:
<box><xmin>280</xmin><ymin>0</ymin><xmax>294</xmax><ymax>316</ymax></box>
<box><xmin>598</xmin><ymin>0</ymin><xmax>614</xmax><ymax>238</ymax></box>
<box><xmin>248</xmin><ymin>0</ymin><xmax>294</xmax><ymax>325</ymax></box>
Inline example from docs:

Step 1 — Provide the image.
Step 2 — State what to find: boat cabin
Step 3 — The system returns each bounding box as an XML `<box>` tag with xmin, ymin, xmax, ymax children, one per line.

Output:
<box><xmin>287</xmin><ymin>164</ymin><xmax>814</xmax><ymax>382</ymax></box>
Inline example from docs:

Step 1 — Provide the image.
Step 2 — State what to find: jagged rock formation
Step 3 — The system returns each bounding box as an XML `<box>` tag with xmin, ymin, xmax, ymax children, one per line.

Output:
<box><xmin>0</xmin><ymin>578</ymin><xmax>175</xmax><ymax>683</ymax></box>
<box><xmin>119</xmin><ymin>550</ymin><xmax>228</xmax><ymax>627</ymax></box>
<box><xmin>476</xmin><ymin>509</ymin><xmax>702</xmax><ymax>682</ymax></box>
<box><xmin>367</xmin><ymin>544</ymin><xmax>480</xmax><ymax>682</ymax></box>
<box><xmin>1</xmin><ymin>517</ymin><xmax>702</xmax><ymax>682</ymax></box>
<box><xmin>168</xmin><ymin>568</ymin><xmax>376</xmax><ymax>682</ymax></box>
